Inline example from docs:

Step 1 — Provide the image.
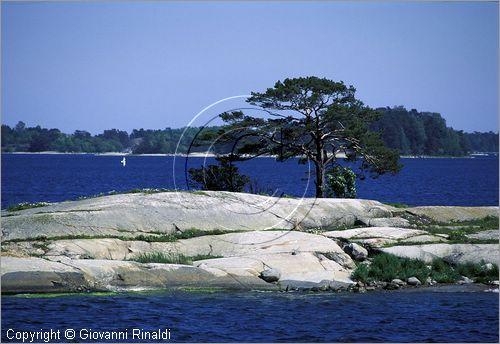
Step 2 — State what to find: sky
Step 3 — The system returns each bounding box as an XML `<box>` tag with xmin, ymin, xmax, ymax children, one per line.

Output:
<box><xmin>1</xmin><ymin>1</ymin><xmax>498</xmax><ymax>134</ymax></box>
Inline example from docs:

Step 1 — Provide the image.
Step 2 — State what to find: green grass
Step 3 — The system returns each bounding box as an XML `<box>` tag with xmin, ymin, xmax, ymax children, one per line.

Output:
<box><xmin>412</xmin><ymin>215</ymin><xmax>499</xmax><ymax>244</ymax></box>
<box><xmin>3</xmin><ymin>228</ymin><xmax>236</xmax><ymax>245</ymax></box>
<box><xmin>383</xmin><ymin>202</ymin><xmax>410</xmax><ymax>209</ymax></box>
<box><xmin>383</xmin><ymin>238</ymin><xmax>498</xmax><ymax>247</ymax></box>
<box><xmin>352</xmin><ymin>253</ymin><xmax>499</xmax><ymax>284</ymax></box>
<box><xmin>7</xmin><ymin>202</ymin><xmax>51</xmax><ymax>212</ymax></box>
<box><xmin>423</xmin><ymin>216</ymin><xmax>498</xmax><ymax>234</ymax></box>
<box><xmin>128</xmin><ymin>252</ymin><xmax>222</xmax><ymax>265</ymax></box>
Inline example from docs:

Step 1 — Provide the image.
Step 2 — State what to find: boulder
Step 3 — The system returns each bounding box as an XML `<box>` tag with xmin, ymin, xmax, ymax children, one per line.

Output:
<box><xmin>458</xmin><ymin>276</ymin><xmax>474</xmax><ymax>284</ymax></box>
<box><xmin>343</xmin><ymin>243</ymin><xmax>368</xmax><ymax>261</ymax></box>
<box><xmin>380</xmin><ymin>244</ymin><xmax>499</xmax><ymax>265</ymax></box>
<box><xmin>482</xmin><ymin>263</ymin><xmax>494</xmax><ymax>270</ymax></box>
<box><xmin>407</xmin><ymin>277</ymin><xmax>421</xmax><ymax>286</ymax></box>
<box><xmin>260</xmin><ymin>268</ymin><xmax>281</xmax><ymax>283</ymax></box>
<box><xmin>1</xmin><ymin>191</ymin><xmax>393</xmax><ymax>241</ymax></box>
<box><xmin>391</xmin><ymin>278</ymin><xmax>406</xmax><ymax>286</ymax></box>
<box><xmin>405</xmin><ymin>206</ymin><xmax>498</xmax><ymax>223</ymax></box>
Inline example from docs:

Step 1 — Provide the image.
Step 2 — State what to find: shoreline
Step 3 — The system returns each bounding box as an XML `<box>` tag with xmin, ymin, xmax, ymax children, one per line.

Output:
<box><xmin>2</xmin><ymin>151</ymin><xmax>497</xmax><ymax>159</ymax></box>
<box><xmin>2</xmin><ymin>282</ymin><xmax>497</xmax><ymax>298</ymax></box>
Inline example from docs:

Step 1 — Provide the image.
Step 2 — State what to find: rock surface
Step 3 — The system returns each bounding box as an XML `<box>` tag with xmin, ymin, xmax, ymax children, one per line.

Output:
<box><xmin>467</xmin><ymin>230</ymin><xmax>498</xmax><ymax>241</ymax></box>
<box><xmin>405</xmin><ymin>206</ymin><xmax>498</xmax><ymax>223</ymax></box>
<box><xmin>343</xmin><ymin>243</ymin><xmax>368</xmax><ymax>261</ymax></box>
<box><xmin>357</xmin><ymin>217</ymin><xmax>412</xmax><ymax>228</ymax></box>
<box><xmin>1</xmin><ymin>191</ymin><xmax>393</xmax><ymax>241</ymax></box>
<box><xmin>380</xmin><ymin>244</ymin><xmax>499</xmax><ymax>265</ymax></box>
<box><xmin>194</xmin><ymin>252</ymin><xmax>354</xmax><ymax>291</ymax></box>
<box><xmin>323</xmin><ymin>227</ymin><xmax>429</xmax><ymax>240</ymax></box>
<box><xmin>260</xmin><ymin>268</ymin><xmax>281</xmax><ymax>283</ymax></box>
<box><xmin>2</xmin><ymin>192</ymin><xmax>498</xmax><ymax>294</ymax></box>
<box><xmin>1</xmin><ymin>256</ymin><xmax>276</xmax><ymax>293</ymax></box>
<box><xmin>36</xmin><ymin>231</ymin><xmax>353</xmax><ymax>264</ymax></box>
<box><xmin>407</xmin><ymin>277</ymin><xmax>421</xmax><ymax>286</ymax></box>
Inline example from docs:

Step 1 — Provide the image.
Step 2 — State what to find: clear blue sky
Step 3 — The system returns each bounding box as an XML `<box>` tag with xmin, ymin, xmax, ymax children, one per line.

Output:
<box><xmin>2</xmin><ymin>1</ymin><xmax>498</xmax><ymax>134</ymax></box>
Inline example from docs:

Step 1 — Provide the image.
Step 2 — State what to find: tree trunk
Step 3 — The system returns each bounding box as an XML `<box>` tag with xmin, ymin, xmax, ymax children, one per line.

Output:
<box><xmin>315</xmin><ymin>162</ymin><xmax>325</xmax><ymax>198</ymax></box>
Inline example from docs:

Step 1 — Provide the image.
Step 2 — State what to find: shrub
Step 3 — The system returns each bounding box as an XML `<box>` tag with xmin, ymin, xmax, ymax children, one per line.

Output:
<box><xmin>352</xmin><ymin>253</ymin><xmax>497</xmax><ymax>285</ymax></box>
<box><xmin>7</xmin><ymin>202</ymin><xmax>50</xmax><ymax>212</ymax></box>
<box><xmin>129</xmin><ymin>252</ymin><xmax>222</xmax><ymax>265</ymax></box>
<box><xmin>188</xmin><ymin>156</ymin><xmax>250</xmax><ymax>192</ymax></box>
<box><xmin>456</xmin><ymin>261</ymin><xmax>499</xmax><ymax>284</ymax></box>
<box><xmin>325</xmin><ymin>166</ymin><xmax>356</xmax><ymax>198</ymax></box>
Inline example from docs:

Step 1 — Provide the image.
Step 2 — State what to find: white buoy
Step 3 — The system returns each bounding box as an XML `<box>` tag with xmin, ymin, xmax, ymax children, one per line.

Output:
<box><xmin>121</xmin><ymin>157</ymin><xmax>126</xmax><ymax>167</ymax></box>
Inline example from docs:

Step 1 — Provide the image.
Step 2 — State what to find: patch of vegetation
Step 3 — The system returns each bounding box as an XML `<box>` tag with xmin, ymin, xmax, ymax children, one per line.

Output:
<box><xmin>423</xmin><ymin>216</ymin><xmax>498</xmax><ymax>234</ymax></box>
<box><xmin>383</xmin><ymin>238</ymin><xmax>498</xmax><ymax>247</ymax></box>
<box><xmin>133</xmin><ymin>234</ymin><xmax>177</xmax><ymax>243</ymax></box>
<box><xmin>408</xmin><ymin>215</ymin><xmax>500</xmax><ymax>243</ymax></box>
<box><xmin>128</xmin><ymin>252</ymin><xmax>222</xmax><ymax>265</ymax></box>
<box><xmin>456</xmin><ymin>261</ymin><xmax>499</xmax><ymax>284</ymax></box>
<box><xmin>352</xmin><ymin>253</ymin><xmax>499</xmax><ymax>284</ymax></box>
<box><xmin>7</xmin><ymin>202</ymin><xmax>51</xmax><ymax>212</ymax></box>
<box><xmin>190</xmin><ymin>190</ymin><xmax>209</xmax><ymax>196</ymax></box>
<box><xmin>383</xmin><ymin>202</ymin><xmax>410</xmax><ymax>209</ymax></box>
<box><xmin>3</xmin><ymin>228</ymin><xmax>236</xmax><ymax>245</ymax></box>
<box><xmin>175</xmin><ymin>228</ymin><xmax>234</xmax><ymax>240</ymax></box>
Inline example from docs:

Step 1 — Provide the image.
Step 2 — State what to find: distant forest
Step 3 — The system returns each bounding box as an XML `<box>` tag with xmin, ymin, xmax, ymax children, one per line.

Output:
<box><xmin>2</xmin><ymin>107</ymin><xmax>498</xmax><ymax>156</ymax></box>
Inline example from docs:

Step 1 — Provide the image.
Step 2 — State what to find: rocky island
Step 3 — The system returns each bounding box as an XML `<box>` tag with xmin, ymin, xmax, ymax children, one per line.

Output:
<box><xmin>1</xmin><ymin>191</ymin><xmax>498</xmax><ymax>294</ymax></box>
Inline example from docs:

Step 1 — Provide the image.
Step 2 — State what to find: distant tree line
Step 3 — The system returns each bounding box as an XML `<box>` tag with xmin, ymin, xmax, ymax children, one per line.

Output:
<box><xmin>371</xmin><ymin>106</ymin><xmax>498</xmax><ymax>155</ymax></box>
<box><xmin>2</xmin><ymin>107</ymin><xmax>498</xmax><ymax>155</ymax></box>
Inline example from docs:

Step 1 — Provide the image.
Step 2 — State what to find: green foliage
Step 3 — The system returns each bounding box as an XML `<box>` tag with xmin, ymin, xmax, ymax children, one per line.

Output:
<box><xmin>371</xmin><ymin>106</ymin><xmax>498</xmax><ymax>156</ymax></box>
<box><xmin>352</xmin><ymin>253</ymin><xmax>497</xmax><ymax>284</ymax></box>
<box><xmin>130</xmin><ymin>252</ymin><xmax>191</xmax><ymax>264</ymax></box>
<box><xmin>128</xmin><ymin>252</ymin><xmax>222</xmax><ymax>265</ymax></box>
<box><xmin>325</xmin><ymin>166</ymin><xmax>357</xmax><ymax>198</ymax></box>
<box><xmin>351</xmin><ymin>263</ymin><xmax>370</xmax><ymax>282</ymax></box>
<box><xmin>3</xmin><ymin>110</ymin><xmax>497</xmax><ymax>155</ymax></box>
<box><xmin>7</xmin><ymin>202</ymin><xmax>50</xmax><ymax>212</ymax></box>
<box><xmin>430</xmin><ymin>259</ymin><xmax>460</xmax><ymax>283</ymax></box>
<box><xmin>446</xmin><ymin>231</ymin><xmax>468</xmax><ymax>242</ymax></box>
<box><xmin>3</xmin><ymin>228</ymin><xmax>234</xmax><ymax>245</ymax></box>
<box><xmin>188</xmin><ymin>157</ymin><xmax>250</xmax><ymax>192</ymax></box>
<box><xmin>456</xmin><ymin>261</ymin><xmax>499</xmax><ymax>284</ymax></box>
<box><xmin>214</xmin><ymin>76</ymin><xmax>402</xmax><ymax>197</ymax></box>
<box><xmin>383</xmin><ymin>202</ymin><xmax>410</xmax><ymax>208</ymax></box>
<box><xmin>422</xmin><ymin>216</ymin><xmax>499</xmax><ymax>242</ymax></box>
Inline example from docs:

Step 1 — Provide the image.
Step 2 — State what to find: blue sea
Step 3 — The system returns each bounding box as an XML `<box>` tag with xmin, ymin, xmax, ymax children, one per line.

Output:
<box><xmin>1</xmin><ymin>290</ymin><xmax>499</xmax><ymax>343</ymax></box>
<box><xmin>1</xmin><ymin>153</ymin><xmax>499</xmax><ymax>343</ymax></box>
<box><xmin>1</xmin><ymin>154</ymin><xmax>498</xmax><ymax>209</ymax></box>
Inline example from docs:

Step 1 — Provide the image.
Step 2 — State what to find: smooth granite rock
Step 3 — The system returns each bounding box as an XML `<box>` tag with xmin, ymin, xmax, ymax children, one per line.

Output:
<box><xmin>260</xmin><ymin>268</ymin><xmax>281</xmax><ymax>282</ymax></box>
<box><xmin>357</xmin><ymin>217</ymin><xmax>412</xmax><ymax>228</ymax></box>
<box><xmin>1</xmin><ymin>191</ymin><xmax>393</xmax><ymax>241</ymax></box>
<box><xmin>193</xmin><ymin>252</ymin><xmax>354</xmax><ymax>291</ymax></box>
<box><xmin>343</xmin><ymin>243</ymin><xmax>368</xmax><ymax>261</ymax></box>
<box><xmin>323</xmin><ymin>227</ymin><xmax>429</xmax><ymax>240</ymax></box>
<box><xmin>41</xmin><ymin>231</ymin><xmax>354</xmax><ymax>269</ymax></box>
<box><xmin>1</xmin><ymin>256</ymin><xmax>276</xmax><ymax>293</ymax></box>
<box><xmin>380</xmin><ymin>244</ymin><xmax>499</xmax><ymax>265</ymax></box>
<box><xmin>405</xmin><ymin>206</ymin><xmax>498</xmax><ymax>223</ymax></box>
<box><xmin>407</xmin><ymin>277</ymin><xmax>421</xmax><ymax>286</ymax></box>
<box><xmin>467</xmin><ymin>230</ymin><xmax>499</xmax><ymax>241</ymax></box>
